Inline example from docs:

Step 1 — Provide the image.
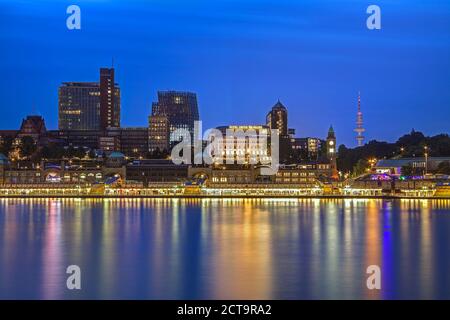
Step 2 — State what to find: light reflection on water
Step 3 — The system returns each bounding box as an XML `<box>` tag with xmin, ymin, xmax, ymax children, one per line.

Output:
<box><xmin>0</xmin><ymin>198</ymin><xmax>449</xmax><ymax>299</ymax></box>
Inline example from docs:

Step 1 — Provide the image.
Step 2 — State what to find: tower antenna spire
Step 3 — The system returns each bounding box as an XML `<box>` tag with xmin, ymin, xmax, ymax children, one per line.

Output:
<box><xmin>358</xmin><ymin>91</ymin><xmax>361</xmax><ymax>111</ymax></box>
<box><xmin>354</xmin><ymin>91</ymin><xmax>365</xmax><ymax>147</ymax></box>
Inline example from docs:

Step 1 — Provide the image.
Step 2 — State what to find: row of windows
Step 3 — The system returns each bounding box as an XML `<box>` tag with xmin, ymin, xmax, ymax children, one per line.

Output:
<box><xmin>277</xmin><ymin>171</ymin><xmax>316</xmax><ymax>177</ymax></box>
<box><xmin>211</xmin><ymin>176</ymin><xmax>251</xmax><ymax>183</ymax></box>
<box><xmin>275</xmin><ymin>178</ymin><xmax>316</xmax><ymax>183</ymax></box>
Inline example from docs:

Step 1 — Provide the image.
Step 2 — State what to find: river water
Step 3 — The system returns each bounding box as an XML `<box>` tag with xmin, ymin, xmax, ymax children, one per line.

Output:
<box><xmin>0</xmin><ymin>198</ymin><xmax>449</xmax><ymax>299</ymax></box>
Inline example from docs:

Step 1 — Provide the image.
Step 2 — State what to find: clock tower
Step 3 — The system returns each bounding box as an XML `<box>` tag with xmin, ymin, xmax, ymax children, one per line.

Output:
<box><xmin>326</xmin><ymin>126</ymin><xmax>338</xmax><ymax>179</ymax></box>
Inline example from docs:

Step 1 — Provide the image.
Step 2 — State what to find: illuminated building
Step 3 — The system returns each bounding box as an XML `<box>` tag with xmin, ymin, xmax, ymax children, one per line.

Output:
<box><xmin>0</xmin><ymin>153</ymin><xmax>7</xmax><ymax>184</ymax></box>
<box><xmin>51</xmin><ymin>127</ymin><xmax>149</xmax><ymax>157</ymax></box>
<box><xmin>99</xmin><ymin>68</ymin><xmax>120</xmax><ymax>130</ymax></box>
<box><xmin>188</xmin><ymin>164</ymin><xmax>328</xmax><ymax>187</ymax></box>
<box><xmin>105</xmin><ymin>127</ymin><xmax>149</xmax><ymax>157</ymax></box>
<box><xmin>375</xmin><ymin>157</ymin><xmax>450</xmax><ymax>175</ymax></box>
<box><xmin>98</xmin><ymin>135</ymin><xmax>120</xmax><ymax>154</ymax></box>
<box><xmin>288</xmin><ymin>128</ymin><xmax>296</xmax><ymax>138</ymax></box>
<box><xmin>266</xmin><ymin>100</ymin><xmax>290</xmax><ymax>163</ymax></box>
<box><xmin>150</xmin><ymin>91</ymin><xmax>199</xmax><ymax>147</ymax></box>
<box><xmin>291</xmin><ymin>137</ymin><xmax>322</xmax><ymax>159</ymax></box>
<box><xmin>210</xmin><ymin>168</ymin><xmax>254</xmax><ymax>184</ymax></box>
<box><xmin>148</xmin><ymin>115</ymin><xmax>170</xmax><ymax>152</ymax></box>
<box><xmin>0</xmin><ymin>156</ymin><xmax>125</xmax><ymax>185</ymax></box>
<box><xmin>58</xmin><ymin>82</ymin><xmax>101</xmax><ymax>130</ymax></box>
<box><xmin>53</xmin><ymin>129</ymin><xmax>101</xmax><ymax>149</ymax></box>
<box><xmin>2</xmin><ymin>116</ymin><xmax>48</xmax><ymax>157</ymax></box>
<box><xmin>126</xmin><ymin>159</ymin><xmax>188</xmax><ymax>186</ymax></box>
<box><xmin>192</xmin><ymin>166</ymin><xmax>258</xmax><ymax>185</ymax></box>
<box><xmin>16</xmin><ymin>115</ymin><xmax>47</xmax><ymax>142</ymax></box>
<box><xmin>0</xmin><ymin>130</ymin><xmax>18</xmax><ymax>147</ymax></box>
<box><xmin>58</xmin><ymin>68</ymin><xmax>120</xmax><ymax>131</ymax></box>
<box><xmin>211</xmin><ymin>125</ymin><xmax>272</xmax><ymax>165</ymax></box>
<box><xmin>275</xmin><ymin>163</ymin><xmax>330</xmax><ymax>187</ymax></box>
<box><xmin>266</xmin><ymin>100</ymin><xmax>287</xmax><ymax>136</ymax></box>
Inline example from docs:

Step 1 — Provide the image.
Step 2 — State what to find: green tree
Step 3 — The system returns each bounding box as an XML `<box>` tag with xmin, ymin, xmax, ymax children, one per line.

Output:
<box><xmin>352</xmin><ymin>159</ymin><xmax>369</xmax><ymax>177</ymax></box>
<box><xmin>337</xmin><ymin>141</ymin><xmax>397</xmax><ymax>173</ymax></box>
<box><xmin>396</xmin><ymin>129</ymin><xmax>425</xmax><ymax>148</ymax></box>
<box><xmin>40</xmin><ymin>144</ymin><xmax>65</xmax><ymax>159</ymax></box>
<box><xmin>337</xmin><ymin>130</ymin><xmax>450</xmax><ymax>175</ymax></box>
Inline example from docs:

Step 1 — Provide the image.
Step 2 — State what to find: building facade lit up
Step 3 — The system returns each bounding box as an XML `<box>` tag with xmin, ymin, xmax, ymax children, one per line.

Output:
<box><xmin>58</xmin><ymin>68</ymin><xmax>120</xmax><ymax>131</ymax></box>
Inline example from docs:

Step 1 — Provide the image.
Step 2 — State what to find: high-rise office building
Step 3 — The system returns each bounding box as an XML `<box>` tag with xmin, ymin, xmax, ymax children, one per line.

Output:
<box><xmin>58</xmin><ymin>68</ymin><xmax>120</xmax><ymax>131</ymax></box>
<box><xmin>266</xmin><ymin>100</ymin><xmax>290</xmax><ymax>163</ymax></box>
<box><xmin>266</xmin><ymin>100</ymin><xmax>288</xmax><ymax>136</ymax></box>
<box><xmin>100</xmin><ymin>68</ymin><xmax>120</xmax><ymax>130</ymax></box>
<box><xmin>291</xmin><ymin>137</ymin><xmax>322</xmax><ymax>159</ymax></box>
<box><xmin>150</xmin><ymin>91</ymin><xmax>199</xmax><ymax>147</ymax></box>
<box><xmin>59</xmin><ymin>82</ymin><xmax>101</xmax><ymax>130</ymax></box>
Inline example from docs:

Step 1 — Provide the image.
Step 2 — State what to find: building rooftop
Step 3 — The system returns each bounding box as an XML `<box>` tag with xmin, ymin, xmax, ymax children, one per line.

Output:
<box><xmin>376</xmin><ymin>157</ymin><xmax>450</xmax><ymax>168</ymax></box>
<box><xmin>61</xmin><ymin>82</ymin><xmax>119</xmax><ymax>87</ymax></box>
<box><xmin>128</xmin><ymin>159</ymin><xmax>188</xmax><ymax>167</ymax></box>
<box><xmin>272</xmin><ymin>100</ymin><xmax>286</xmax><ymax>110</ymax></box>
<box><xmin>108</xmin><ymin>151</ymin><xmax>125</xmax><ymax>159</ymax></box>
<box><xmin>327</xmin><ymin>125</ymin><xmax>335</xmax><ymax>138</ymax></box>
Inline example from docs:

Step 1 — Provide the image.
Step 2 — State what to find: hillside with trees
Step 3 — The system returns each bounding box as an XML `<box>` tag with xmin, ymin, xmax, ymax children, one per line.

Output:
<box><xmin>337</xmin><ymin>130</ymin><xmax>450</xmax><ymax>175</ymax></box>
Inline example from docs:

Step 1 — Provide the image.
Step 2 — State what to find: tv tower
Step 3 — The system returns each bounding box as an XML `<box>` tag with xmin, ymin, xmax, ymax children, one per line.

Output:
<box><xmin>354</xmin><ymin>92</ymin><xmax>365</xmax><ymax>146</ymax></box>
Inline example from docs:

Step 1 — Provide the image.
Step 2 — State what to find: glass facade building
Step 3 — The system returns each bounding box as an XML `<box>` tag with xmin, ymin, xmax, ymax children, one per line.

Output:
<box><xmin>150</xmin><ymin>91</ymin><xmax>199</xmax><ymax>147</ymax></box>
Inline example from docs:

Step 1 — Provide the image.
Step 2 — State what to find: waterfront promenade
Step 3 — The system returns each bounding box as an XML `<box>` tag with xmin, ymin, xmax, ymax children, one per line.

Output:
<box><xmin>0</xmin><ymin>184</ymin><xmax>446</xmax><ymax>199</ymax></box>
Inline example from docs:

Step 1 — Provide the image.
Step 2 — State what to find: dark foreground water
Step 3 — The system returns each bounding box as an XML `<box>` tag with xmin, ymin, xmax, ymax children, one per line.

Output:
<box><xmin>0</xmin><ymin>198</ymin><xmax>449</xmax><ymax>300</ymax></box>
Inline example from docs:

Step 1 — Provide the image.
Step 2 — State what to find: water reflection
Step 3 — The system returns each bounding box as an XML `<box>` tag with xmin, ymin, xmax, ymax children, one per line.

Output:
<box><xmin>0</xmin><ymin>198</ymin><xmax>449</xmax><ymax>299</ymax></box>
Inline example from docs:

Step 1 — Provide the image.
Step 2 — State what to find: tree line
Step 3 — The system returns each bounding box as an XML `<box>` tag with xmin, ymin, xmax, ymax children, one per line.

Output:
<box><xmin>337</xmin><ymin>130</ymin><xmax>450</xmax><ymax>176</ymax></box>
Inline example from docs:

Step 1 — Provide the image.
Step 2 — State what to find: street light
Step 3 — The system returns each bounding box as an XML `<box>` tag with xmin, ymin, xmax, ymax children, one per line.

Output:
<box><xmin>368</xmin><ymin>158</ymin><xmax>377</xmax><ymax>169</ymax></box>
<box><xmin>424</xmin><ymin>146</ymin><xmax>428</xmax><ymax>176</ymax></box>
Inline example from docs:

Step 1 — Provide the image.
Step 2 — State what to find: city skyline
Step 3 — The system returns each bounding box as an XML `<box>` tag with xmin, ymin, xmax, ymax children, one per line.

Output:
<box><xmin>1</xmin><ymin>0</ymin><xmax>450</xmax><ymax>304</ymax></box>
<box><xmin>0</xmin><ymin>0</ymin><xmax>449</xmax><ymax>146</ymax></box>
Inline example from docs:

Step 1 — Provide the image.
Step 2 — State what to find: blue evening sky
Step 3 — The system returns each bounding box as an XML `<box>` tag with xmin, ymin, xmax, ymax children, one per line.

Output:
<box><xmin>0</xmin><ymin>0</ymin><xmax>449</xmax><ymax>146</ymax></box>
